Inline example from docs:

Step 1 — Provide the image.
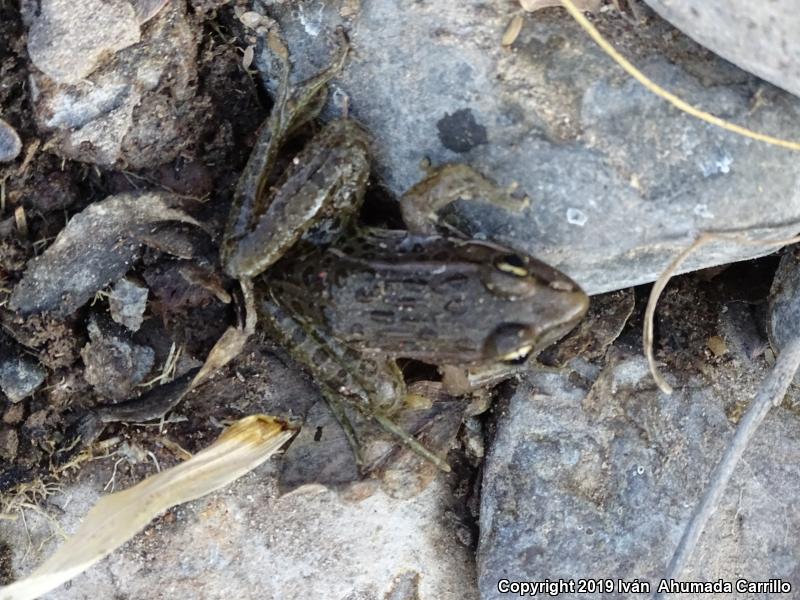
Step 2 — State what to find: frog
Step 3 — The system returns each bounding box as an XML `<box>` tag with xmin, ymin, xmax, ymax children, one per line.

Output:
<box><xmin>218</xmin><ymin>28</ymin><xmax>589</xmax><ymax>472</ymax></box>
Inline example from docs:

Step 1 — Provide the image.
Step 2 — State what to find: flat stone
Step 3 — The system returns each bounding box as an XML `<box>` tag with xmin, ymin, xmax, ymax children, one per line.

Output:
<box><xmin>3</xmin><ymin>467</ymin><xmax>477</xmax><ymax>598</ymax></box>
<box><xmin>0</xmin><ymin>118</ymin><xmax>22</xmax><ymax>162</ymax></box>
<box><xmin>644</xmin><ymin>0</ymin><xmax>800</xmax><ymax>98</ymax></box>
<box><xmin>26</xmin><ymin>0</ymin><xmax>140</xmax><ymax>84</ymax></box>
<box><xmin>262</xmin><ymin>0</ymin><xmax>800</xmax><ymax>294</ymax></box>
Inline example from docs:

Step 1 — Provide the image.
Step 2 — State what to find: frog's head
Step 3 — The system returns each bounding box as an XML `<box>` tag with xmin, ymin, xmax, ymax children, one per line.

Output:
<box><xmin>481</xmin><ymin>251</ymin><xmax>589</xmax><ymax>364</ymax></box>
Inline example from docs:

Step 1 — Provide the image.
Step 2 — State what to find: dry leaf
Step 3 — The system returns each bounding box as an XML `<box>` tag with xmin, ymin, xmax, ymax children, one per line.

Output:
<box><xmin>0</xmin><ymin>415</ymin><xmax>295</xmax><ymax>600</ymax></box>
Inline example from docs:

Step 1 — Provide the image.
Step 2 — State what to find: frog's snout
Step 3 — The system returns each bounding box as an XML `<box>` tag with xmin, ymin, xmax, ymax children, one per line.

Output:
<box><xmin>483</xmin><ymin>287</ymin><xmax>588</xmax><ymax>363</ymax></box>
<box><xmin>538</xmin><ymin>288</ymin><xmax>589</xmax><ymax>347</ymax></box>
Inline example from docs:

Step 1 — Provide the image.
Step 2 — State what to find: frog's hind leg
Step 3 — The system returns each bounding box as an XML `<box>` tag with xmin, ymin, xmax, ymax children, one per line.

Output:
<box><xmin>259</xmin><ymin>290</ymin><xmax>451</xmax><ymax>473</ymax></box>
<box><xmin>222</xmin><ymin>27</ymin><xmax>351</xmax><ymax>274</ymax></box>
<box><xmin>319</xmin><ymin>383</ymin><xmax>366</xmax><ymax>466</ymax></box>
<box><xmin>399</xmin><ymin>164</ymin><xmax>529</xmax><ymax>236</ymax></box>
<box><xmin>321</xmin><ymin>386</ymin><xmax>453</xmax><ymax>474</ymax></box>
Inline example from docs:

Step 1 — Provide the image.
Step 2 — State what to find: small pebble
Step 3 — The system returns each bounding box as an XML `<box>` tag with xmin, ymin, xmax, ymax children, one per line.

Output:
<box><xmin>0</xmin><ymin>427</ymin><xmax>19</xmax><ymax>462</ymax></box>
<box><xmin>109</xmin><ymin>278</ymin><xmax>149</xmax><ymax>332</ymax></box>
<box><xmin>0</xmin><ymin>118</ymin><xmax>22</xmax><ymax>162</ymax></box>
<box><xmin>707</xmin><ymin>335</ymin><xmax>728</xmax><ymax>357</ymax></box>
<box><xmin>0</xmin><ymin>354</ymin><xmax>46</xmax><ymax>403</ymax></box>
<box><xmin>2</xmin><ymin>402</ymin><xmax>25</xmax><ymax>425</ymax></box>
<box><xmin>81</xmin><ymin>316</ymin><xmax>155</xmax><ymax>400</ymax></box>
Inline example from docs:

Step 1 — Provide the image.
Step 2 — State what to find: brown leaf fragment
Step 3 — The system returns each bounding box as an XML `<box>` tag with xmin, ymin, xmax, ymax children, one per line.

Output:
<box><xmin>539</xmin><ymin>288</ymin><xmax>635</xmax><ymax>366</ymax></box>
<box><xmin>8</xmin><ymin>192</ymin><xmax>200</xmax><ymax>317</ymax></box>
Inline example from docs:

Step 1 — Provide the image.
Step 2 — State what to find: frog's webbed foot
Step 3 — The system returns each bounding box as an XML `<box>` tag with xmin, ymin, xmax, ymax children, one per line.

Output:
<box><xmin>399</xmin><ymin>164</ymin><xmax>529</xmax><ymax>236</ymax></box>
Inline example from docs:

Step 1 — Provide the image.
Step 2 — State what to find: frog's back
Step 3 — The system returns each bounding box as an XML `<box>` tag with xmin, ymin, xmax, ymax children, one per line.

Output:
<box><xmin>268</xmin><ymin>230</ymin><xmax>587</xmax><ymax>366</ymax></box>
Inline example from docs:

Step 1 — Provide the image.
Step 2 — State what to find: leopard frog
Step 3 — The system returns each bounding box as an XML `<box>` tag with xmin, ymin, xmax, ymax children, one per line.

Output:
<box><xmin>220</xmin><ymin>30</ymin><xmax>588</xmax><ymax>470</ymax></box>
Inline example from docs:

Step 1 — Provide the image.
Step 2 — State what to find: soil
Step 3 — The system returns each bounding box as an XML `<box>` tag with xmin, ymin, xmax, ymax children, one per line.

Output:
<box><xmin>0</xmin><ymin>3</ymin><xmax>269</xmax><ymax>497</ymax></box>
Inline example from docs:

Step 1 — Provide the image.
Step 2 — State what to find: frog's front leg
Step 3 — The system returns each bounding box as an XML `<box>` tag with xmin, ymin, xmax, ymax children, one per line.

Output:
<box><xmin>399</xmin><ymin>164</ymin><xmax>528</xmax><ymax>236</ymax></box>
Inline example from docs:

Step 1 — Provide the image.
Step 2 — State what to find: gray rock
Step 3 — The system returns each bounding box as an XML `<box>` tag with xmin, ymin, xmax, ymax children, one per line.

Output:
<box><xmin>478</xmin><ymin>354</ymin><xmax>800</xmax><ymax>594</ymax></box>
<box><xmin>0</xmin><ymin>118</ymin><xmax>22</xmax><ymax>162</ymax></box>
<box><xmin>767</xmin><ymin>248</ymin><xmax>800</xmax><ymax>385</ymax></box>
<box><xmin>0</xmin><ymin>344</ymin><xmax>46</xmax><ymax>403</ymax></box>
<box><xmin>81</xmin><ymin>316</ymin><xmax>155</xmax><ymax>400</ymax></box>
<box><xmin>644</xmin><ymin>0</ymin><xmax>800</xmax><ymax>98</ymax></box>
<box><xmin>768</xmin><ymin>247</ymin><xmax>800</xmax><ymax>354</ymax></box>
<box><xmin>9</xmin><ymin>191</ymin><xmax>199</xmax><ymax>317</ymax></box>
<box><xmin>108</xmin><ymin>278</ymin><xmax>149</xmax><ymax>332</ymax></box>
<box><xmin>28</xmin><ymin>1</ymin><xmax>201</xmax><ymax>168</ymax></box>
<box><xmin>261</xmin><ymin>0</ymin><xmax>800</xmax><ymax>294</ymax></box>
<box><xmin>26</xmin><ymin>0</ymin><xmax>140</xmax><ymax>84</ymax></box>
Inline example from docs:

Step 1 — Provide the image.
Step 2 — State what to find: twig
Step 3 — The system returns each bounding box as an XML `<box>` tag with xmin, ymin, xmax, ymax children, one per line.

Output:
<box><xmin>655</xmin><ymin>335</ymin><xmax>800</xmax><ymax>598</ymax></box>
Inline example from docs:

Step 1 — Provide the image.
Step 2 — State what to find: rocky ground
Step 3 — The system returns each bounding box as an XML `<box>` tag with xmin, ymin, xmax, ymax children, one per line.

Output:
<box><xmin>2</xmin><ymin>1</ymin><xmax>800</xmax><ymax>599</ymax></box>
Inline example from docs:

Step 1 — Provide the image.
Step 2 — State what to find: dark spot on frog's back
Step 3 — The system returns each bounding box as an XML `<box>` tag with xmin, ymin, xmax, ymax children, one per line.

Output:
<box><xmin>436</xmin><ymin>108</ymin><xmax>488</xmax><ymax>153</ymax></box>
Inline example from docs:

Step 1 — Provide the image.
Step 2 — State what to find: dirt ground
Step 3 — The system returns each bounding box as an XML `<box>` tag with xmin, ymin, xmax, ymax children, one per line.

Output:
<box><xmin>0</xmin><ymin>1</ymin><xmax>794</xmax><ymax>588</ymax></box>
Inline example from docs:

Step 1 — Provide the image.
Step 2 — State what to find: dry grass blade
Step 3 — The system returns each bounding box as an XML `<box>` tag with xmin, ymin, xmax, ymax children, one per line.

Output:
<box><xmin>520</xmin><ymin>0</ymin><xmax>601</xmax><ymax>11</ymax></box>
<box><xmin>559</xmin><ymin>0</ymin><xmax>800</xmax><ymax>151</ymax></box>
<box><xmin>655</xmin><ymin>336</ymin><xmax>800</xmax><ymax>598</ymax></box>
<box><xmin>0</xmin><ymin>415</ymin><xmax>295</xmax><ymax>600</ymax></box>
<box><xmin>191</xmin><ymin>279</ymin><xmax>258</xmax><ymax>389</ymax></box>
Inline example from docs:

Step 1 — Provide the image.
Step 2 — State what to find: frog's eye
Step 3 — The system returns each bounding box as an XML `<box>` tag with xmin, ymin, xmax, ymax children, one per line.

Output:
<box><xmin>485</xmin><ymin>323</ymin><xmax>537</xmax><ymax>364</ymax></box>
<box><xmin>494</xmin><ymin>254</ymin><xmax>529</xmax><ymax>278</ymax></box>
